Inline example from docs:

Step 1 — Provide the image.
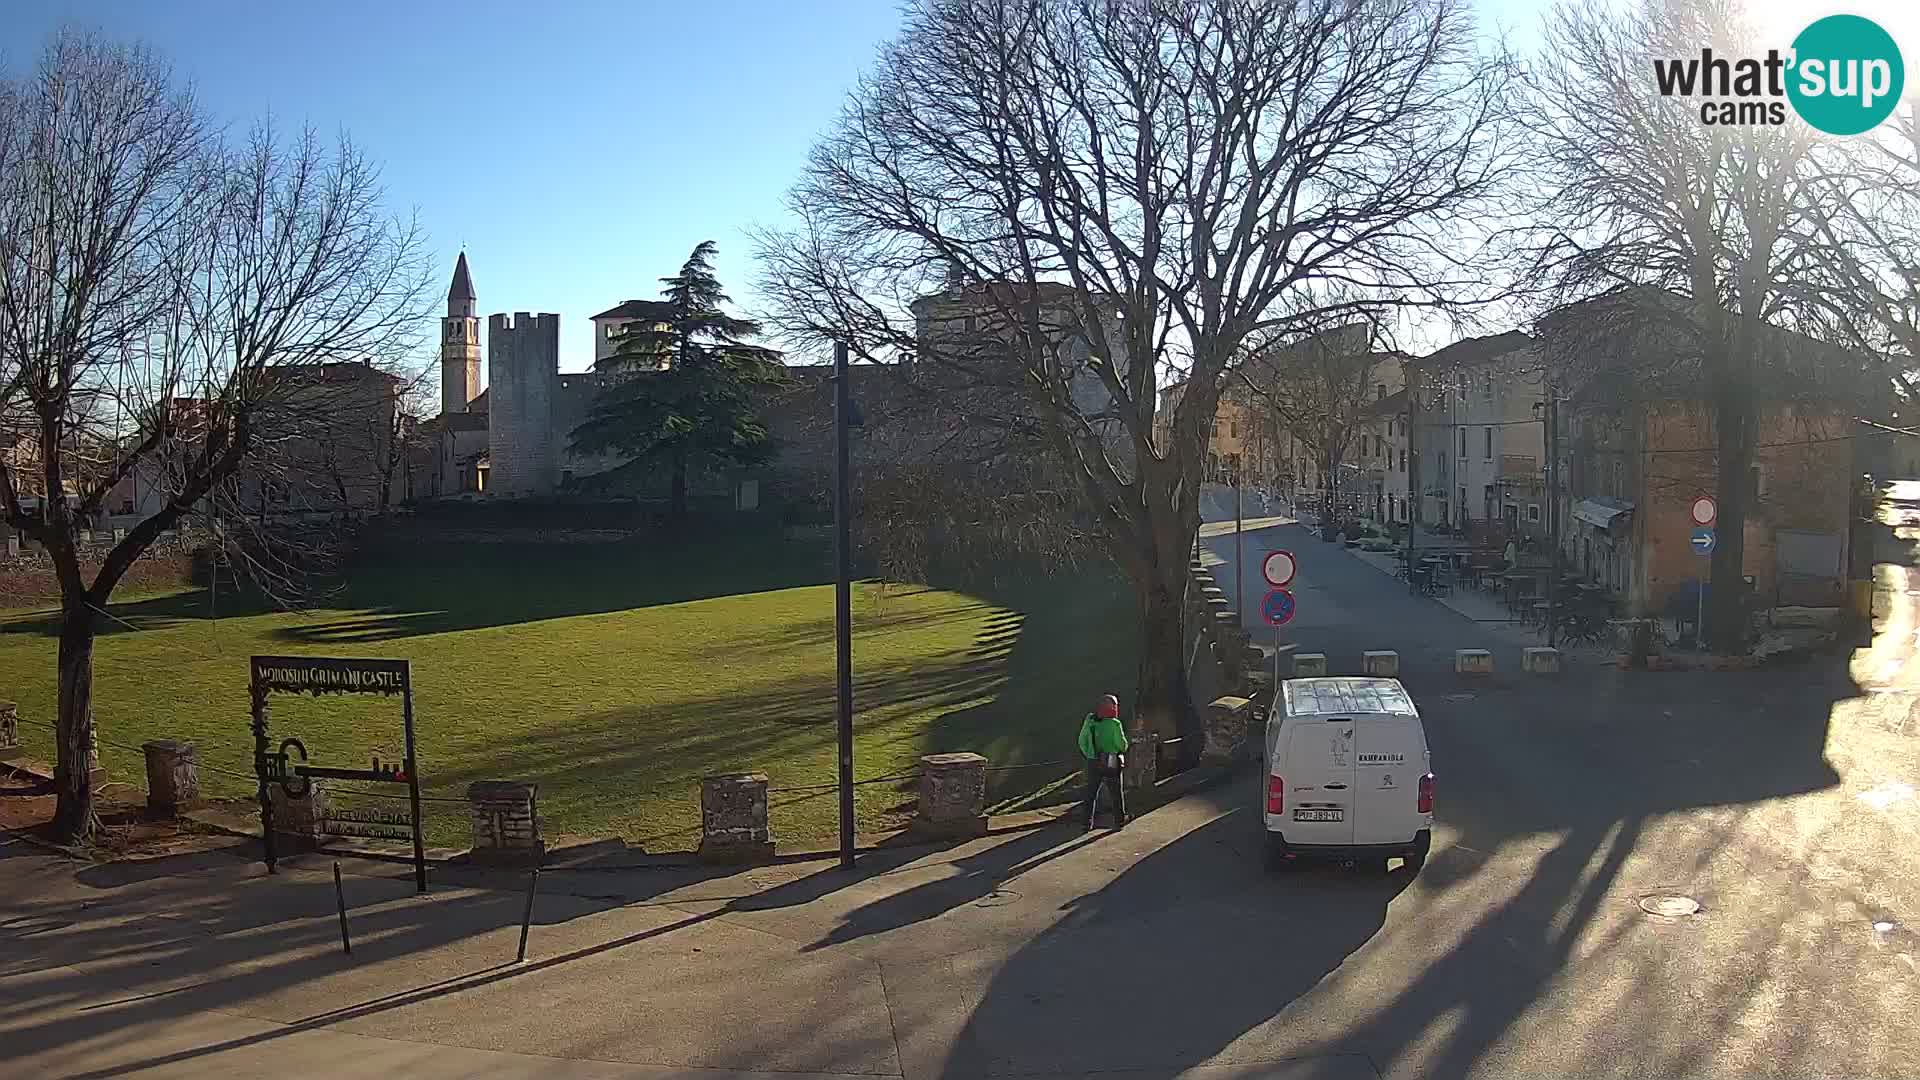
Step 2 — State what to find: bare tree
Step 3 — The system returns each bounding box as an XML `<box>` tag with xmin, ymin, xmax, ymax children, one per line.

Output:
<box><xmin>1806</xmin><ymin>97</ymin><xmax>1920</xmax><ymax>405</ymax></box>
<box><xmin>0</xmin><ymin>33</ymin><xmax>431</xmax><ymax>841</ymax></box>
<box><xmin>757</xmin><ymin>0</ymin><xmax>1519</xmax><ymax>740</ymax></box>
<box><xmin>1524</xmin><ymin>0</ymin><xmax>1875</xmax><ymax>649</ymax></box>
<box><xmin>1237</xmin><ymin>321</ymin><xmax>1394</xmax><ymax>528</ymax></box>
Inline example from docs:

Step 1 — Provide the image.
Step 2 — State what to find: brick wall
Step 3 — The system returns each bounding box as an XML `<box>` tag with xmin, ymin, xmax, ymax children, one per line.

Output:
<box><xmin>1639</xmin><ymin>405</ymin><xmax>1852</xmax><ymax>610</ymax></box>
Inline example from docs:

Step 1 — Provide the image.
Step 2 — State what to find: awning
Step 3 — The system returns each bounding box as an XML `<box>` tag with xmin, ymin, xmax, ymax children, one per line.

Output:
<box><xmin>1572</xmin><ymin>499</ymin><xmax>1632</xmax><ymax>531</ymax></box>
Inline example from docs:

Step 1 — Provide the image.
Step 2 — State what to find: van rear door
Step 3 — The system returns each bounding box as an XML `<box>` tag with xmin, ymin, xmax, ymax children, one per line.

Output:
<box><xmin>1280</xmin><ymin>719</ymin><xmax>1356</xmax><ymax>845</ymax></box>
<box><xmin>1352</xmin><ymin>717</ymin><xmax>1428</xmax><ymax>846</ymax></box>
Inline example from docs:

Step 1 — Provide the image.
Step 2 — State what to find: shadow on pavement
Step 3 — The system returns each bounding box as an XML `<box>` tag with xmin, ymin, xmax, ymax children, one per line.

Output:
<box><xmin>940</xmin><ymin>499</ymin><xmax>1861</xmax><ymax>1077</ymax></box>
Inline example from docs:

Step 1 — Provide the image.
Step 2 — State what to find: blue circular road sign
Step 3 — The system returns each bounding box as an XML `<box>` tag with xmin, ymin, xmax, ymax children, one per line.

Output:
<box><xmin>1262</xmin><ymin>587</ymin><xmax>1297</xmax><ymax>626</ymax></box>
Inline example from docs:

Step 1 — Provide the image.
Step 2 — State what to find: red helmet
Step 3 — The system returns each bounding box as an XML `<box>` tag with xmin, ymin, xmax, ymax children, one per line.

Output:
<box><xmin>1096</xmin><ymin>694</ymin><xmax>1121</xmax><ymax>719</ymax></box>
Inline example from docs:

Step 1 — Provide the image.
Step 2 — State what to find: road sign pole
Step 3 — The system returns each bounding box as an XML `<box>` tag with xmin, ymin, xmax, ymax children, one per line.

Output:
<box><xmin>833</xmin><ymin>340</ymin><xmax>855</xmax><ymax>871</ymax></box>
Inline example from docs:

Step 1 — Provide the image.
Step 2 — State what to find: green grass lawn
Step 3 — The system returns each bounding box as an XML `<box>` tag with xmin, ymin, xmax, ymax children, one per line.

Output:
<box><xmin>2</xmin><ymin>530</ymin><xmax>1135</xmax><ymax>850</ymax></box>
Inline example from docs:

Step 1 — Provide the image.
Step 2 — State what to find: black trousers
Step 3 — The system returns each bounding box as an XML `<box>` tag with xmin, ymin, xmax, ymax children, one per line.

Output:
<box><xmin>1082</xmin><ymin>760</ymin><xmax>1126</xmax><ymax>828</ymax></box>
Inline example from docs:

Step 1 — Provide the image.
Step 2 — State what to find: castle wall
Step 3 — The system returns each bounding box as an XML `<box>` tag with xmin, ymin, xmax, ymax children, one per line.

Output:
<box><xmin>487</xmin><ymin>312</ymin><xmax>560</xmax><ymax>496</ymax></box>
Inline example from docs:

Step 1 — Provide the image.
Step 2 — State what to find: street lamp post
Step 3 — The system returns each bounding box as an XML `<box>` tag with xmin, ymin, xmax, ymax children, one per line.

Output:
<box><xmin>833</xmin><ymin>340</ymin><xmax>855</xmax><ymax>870</ymax></box>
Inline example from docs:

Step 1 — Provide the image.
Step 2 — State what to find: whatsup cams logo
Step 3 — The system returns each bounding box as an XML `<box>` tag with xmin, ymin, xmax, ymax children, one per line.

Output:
<box><xmin>1653</xmin><ymin>14</ymin><xmax>1905</xmax><ymax>134</ymax></box>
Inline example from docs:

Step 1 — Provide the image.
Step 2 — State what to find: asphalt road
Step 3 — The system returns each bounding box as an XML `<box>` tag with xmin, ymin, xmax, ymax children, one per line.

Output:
<box><xmin>4</xmin><ymin>500</ymin><xmax>1918</xmax><ymax>1078</ymax></box>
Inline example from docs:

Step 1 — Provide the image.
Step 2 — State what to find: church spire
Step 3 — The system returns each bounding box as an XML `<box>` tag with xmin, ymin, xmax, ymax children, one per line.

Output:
<box><xmin>447</xmin><ymin>251</ymin><xmax>476</xmax><ymax>315</ymax></box>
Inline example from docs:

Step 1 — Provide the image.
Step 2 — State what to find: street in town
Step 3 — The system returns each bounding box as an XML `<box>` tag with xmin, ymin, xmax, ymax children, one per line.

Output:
<box><xmin>4</xmin><ymin>500</ymin><xmax>1919</xmax><ymax>1079</ymax></box>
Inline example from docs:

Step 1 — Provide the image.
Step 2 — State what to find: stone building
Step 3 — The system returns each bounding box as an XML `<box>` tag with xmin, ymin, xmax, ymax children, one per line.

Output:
<box><xmin>411</xmin><ymin>256</ymin><xmax>1131</xmax><ymax>504</ymax></box>
<box><xmin>415</xmin><ymin>256</ymin><xmax>658</xmax><ymax>500</ymax></box>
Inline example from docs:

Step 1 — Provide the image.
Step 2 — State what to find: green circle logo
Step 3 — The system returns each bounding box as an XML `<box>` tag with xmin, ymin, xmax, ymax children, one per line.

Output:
<box><xmin>1787</xmin><ymin>15</ymin><xmax>1905</xmax><ymax>135</ymax></box>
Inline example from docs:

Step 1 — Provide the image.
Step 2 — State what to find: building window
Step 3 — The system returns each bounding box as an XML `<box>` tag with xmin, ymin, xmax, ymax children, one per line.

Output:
<box><xmin>1229</xmin><ymin>420</ymin><xmax>1238</xmax><ymax>438</ymax></box>
<box><xmin>1528</xmin><ymin>504</ymin><xmax>1541</xmax><ymax>523</ymax></box>
<box><xmin>1484</xmin><ymin>426</ymin><xmax>1493</xmax><ymax>460</ymax></box>
<box><xmin>1376</xmin><ymin>383</ymin><xmax>1386</xmax><ymax>401</ymax></box>
<box><xmin>1459</xmin><ymin>427</ymin><xmax>1467</xmax><ymax>457</ymax></box>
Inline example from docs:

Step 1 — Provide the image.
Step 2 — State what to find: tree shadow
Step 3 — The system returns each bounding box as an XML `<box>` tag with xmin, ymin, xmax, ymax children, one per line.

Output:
<box><xmin>0</xmin><ymin>837</ymin><xmax>904</xmax><ymax>1078</ymax></box>
<box><xmin>274</xmin><ymin>533</ymin><xmax>834</xmax><ymax>644</ymax></box>
<box><xmin>937</xmin><ymin>643</ymin><xmax>1855</xmax><ymax>1077</ymax></box>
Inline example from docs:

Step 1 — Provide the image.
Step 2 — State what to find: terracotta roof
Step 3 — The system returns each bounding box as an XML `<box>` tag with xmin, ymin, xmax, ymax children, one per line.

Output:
<box><xmin>591</xmin><ymin>299</ymin><xmax>676</xmax><ymax>322</ymax></box>
<box><xmin>448</xmin><ymin>252</ymin><xmax>476</xmax><ymax>302</ymax></box>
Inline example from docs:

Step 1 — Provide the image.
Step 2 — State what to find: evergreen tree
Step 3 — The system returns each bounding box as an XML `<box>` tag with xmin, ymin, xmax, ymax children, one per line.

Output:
<box><xmin>572</xmin><ymin>241</ymin><xmax>784</xmax><ymax>517</ymax></box>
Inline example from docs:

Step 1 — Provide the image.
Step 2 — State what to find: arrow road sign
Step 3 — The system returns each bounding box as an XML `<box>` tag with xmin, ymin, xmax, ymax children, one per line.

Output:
<box><xmin>1262</xmin><ymin>549</ymin><xmax>1297</xmax><ymax>588</ymax></box>
<box><xmin>1690</xmin><ymin>496</ymin><xmax>1716</xmax><ymax>527</ymax></box>
<box><xmin>1262</xmin><ymin>587</ymin><xmax>1297</xmax><ymax>626</ymax></box>
<box><xmin>1690</xmin><ymin>527</ymin><xmax>1715</xmax><ymax>556</ymax></box>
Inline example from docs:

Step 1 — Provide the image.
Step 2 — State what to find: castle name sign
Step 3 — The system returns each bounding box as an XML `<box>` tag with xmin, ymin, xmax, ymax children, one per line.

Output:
<box><xmin>252</xmin><ymin>656</ymin><xmax>409</xmax><ymax>696</ymax></box>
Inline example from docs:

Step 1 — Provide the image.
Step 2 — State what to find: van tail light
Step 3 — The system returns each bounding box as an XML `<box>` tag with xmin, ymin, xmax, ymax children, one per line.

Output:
<box><xmin>1266</xmin><ymin>775</ymin><xmax>1285</xmax><ymax>814</ymax></box>
<box><xmin>1417</xmin><ymin>773</ymin><xmax>1435</xmax><ymax>814</ymax></box>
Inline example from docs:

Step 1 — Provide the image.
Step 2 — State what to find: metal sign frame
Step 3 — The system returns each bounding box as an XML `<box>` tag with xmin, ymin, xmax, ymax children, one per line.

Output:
<box><xmin>250</xmin><ymin>655</ymin><xmax>426</xmax><ymax>893</ymax></box>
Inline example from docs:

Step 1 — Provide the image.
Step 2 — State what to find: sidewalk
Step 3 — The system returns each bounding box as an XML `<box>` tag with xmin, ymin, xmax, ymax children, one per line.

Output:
<box><xmin>1345</xmin><ymin>546</ymin><xmax>1617</xmax><ymax>666</ymax></box>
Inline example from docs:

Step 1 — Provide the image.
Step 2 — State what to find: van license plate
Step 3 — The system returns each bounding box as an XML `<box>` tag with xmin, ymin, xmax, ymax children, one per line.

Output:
<box><xmin>1293</xmin><ymin>809</ymin><xmax>1343</xmax><ymax>822</ymax></box>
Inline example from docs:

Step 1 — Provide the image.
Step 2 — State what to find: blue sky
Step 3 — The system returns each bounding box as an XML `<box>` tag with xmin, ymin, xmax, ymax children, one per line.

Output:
<box><xmin>6</xmin><ymin>0</ymin><xmax>902</xmax><ymax>372</ymax></box>
<box><xmin>6</xmin><ymin>0</ymin><xmax>1914</xmax><ymax>375</ymax></box>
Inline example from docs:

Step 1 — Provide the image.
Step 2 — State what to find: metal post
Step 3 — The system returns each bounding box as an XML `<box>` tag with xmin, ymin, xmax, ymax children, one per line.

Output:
<box><xmin>250</xmin><ymin>680</ymin><xmax>276</xmax><ymax>875</ymax></box>
<box><xmin>1545</xmin><ymin>387</ymin><xmax>1559</xmax><ymax>648</ymax></box>
<box><xmin>1406</xmin><ymin>367</ymin><xmax>1419</xmax><ymax>585</ymax></box>
<box><xmin>517</xmin><ymin>867</ymin><xmax>540</xmax><ymax>963</ymax></box>
<box><xmin>833</xmin><ymin>340</ymin><xmax>856</xmax><ymax>871</ymax></box>
<box><xmin>332</xmin><ymin>861</ymin><xmax>352</xmax><ymax>955</ymax></box>
<box><xmin>1234</xmin><ymin>468</ymin><xmax>1244</xmax><ymax>617</ymax></box>
<box><xmin>400</xmin><ymin>677</ymin><xmax>426</xmax><ymax>894</ymax></box>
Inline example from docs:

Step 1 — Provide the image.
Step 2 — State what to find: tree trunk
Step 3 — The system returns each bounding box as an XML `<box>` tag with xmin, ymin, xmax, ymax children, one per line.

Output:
<box><xmin>670</xmin><ymin>448</ymin><xmax>689</xmax><ymax>519</ymax></box>
<box><xmin>52</xmin><ymin>602</ymin><xmax>99</xmax><ymax>842</ymax></box>
<box><xmin>1132</xmin><ymin>559</ymin><xmax>1191</xmax><ymax>748</ymax></box>
<box><xmin>1706</xmin><ymin>325</ymin><xmax>1757</xmax><ymax>653</ymax></box>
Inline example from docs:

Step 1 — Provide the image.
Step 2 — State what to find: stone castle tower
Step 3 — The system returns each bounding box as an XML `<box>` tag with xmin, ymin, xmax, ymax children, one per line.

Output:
<box><xmin>441</xmin><ymin>253</ymin><xmax>482</xmax><ymax>415</ymax></box>
<box><xmin>488</xmin><ymin>311</ymin><xmax>561</xmax><ymax>497</ymax></box>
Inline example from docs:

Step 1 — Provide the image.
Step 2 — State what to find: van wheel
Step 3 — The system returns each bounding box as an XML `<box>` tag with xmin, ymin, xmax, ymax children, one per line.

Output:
<box><xmin>1402</xmin><ymin>833</ymin><xmax>1431</xmax><ymax>875</ymax></box>
<box><xmin>1265</xmin><ymin>837</ymin><xmax>1294</xmax><ymax>870</ymax></box>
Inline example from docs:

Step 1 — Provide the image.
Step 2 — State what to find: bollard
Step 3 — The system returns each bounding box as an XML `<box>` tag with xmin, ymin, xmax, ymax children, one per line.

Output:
<box><xmin>517</xmin><ymin>867</ymin><xmax>540</xmax><ymax>963</ymax></box>
<box><xmin>1522</xmin><ymin>646</ymin><xmax>1561</xmax><ymax>674</ymax></box>
<box><xmin>1455</xmin><ymin>649</ymin><xmax>1494</xmax><ymax>675</ymax></box>
<box><xmin>333</xmin><ymin>861</ymin><xmax>352</xmax><ymax>956</ymax></box>
<box><xmin>1362</xmin><ymin>650</ymin><xmax>1399</xmax><ymax>677</ymax></box>
<box><xmin>1293</xmin><ymin>652</ymin><xmax>1329</xmax><ymax>677</ymax></box>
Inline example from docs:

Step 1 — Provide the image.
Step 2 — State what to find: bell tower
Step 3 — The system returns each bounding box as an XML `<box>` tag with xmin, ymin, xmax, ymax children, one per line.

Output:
<box><xmin>441</xmin><ymin>252</ymin><xmax>481</xmax><ymax>415</ymax></box>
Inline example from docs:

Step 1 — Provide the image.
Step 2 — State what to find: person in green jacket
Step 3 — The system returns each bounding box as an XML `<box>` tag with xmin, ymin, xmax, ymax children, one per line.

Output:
<box><xmin>1078</xmin><ymin>694</ymin><xmax>1130</xmax><ymax>831</ymax></box>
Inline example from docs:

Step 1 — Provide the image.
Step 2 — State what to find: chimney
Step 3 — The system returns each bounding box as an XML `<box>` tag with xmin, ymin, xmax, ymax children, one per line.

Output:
<box><xmin>945</xmin><ymin>259</ymin><xmax>965</xmax><ymax>296</ymax></box>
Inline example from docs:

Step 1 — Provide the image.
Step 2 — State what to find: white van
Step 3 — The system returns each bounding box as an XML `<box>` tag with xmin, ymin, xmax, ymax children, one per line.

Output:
<box><xmin>1263</xmin><ymin>677</ymin><xmax>1432</xmax><ymax>872</ymax></box>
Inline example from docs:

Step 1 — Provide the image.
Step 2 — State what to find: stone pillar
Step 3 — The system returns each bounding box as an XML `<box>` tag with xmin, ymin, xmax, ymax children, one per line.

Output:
<box><xmin>1455</xmin><ymin>648</ymin><xmax>1494</xmax><ymax>674</ymax></box>
<box><xmin>700</xmin><ymin>772</ymin><xmax>773</xmax><ymax>863</ymax></box>
<box><xmin>142</xmin><ymin>740</ymin><xmax>200</xmax><ymax>816</ymax></box>
<box><xmin>914</xmin><ymin>752</ymin><xmax>988</xmax><ymax>836</ymax></box>
<box><xmin>1293</xmin><ymin>652</ymin><xmax>1329</xmax><ymax>677</ymax></box>
<box><xmin>0</xmin><ymin>702</ymin><xmax>18</xmax><ymax>762</ymax></box>
<box><xmin>467</xmin><ymin>781</ymin><xmax>543</xmax><ymax>865</ymax></box>
<box><xmin>1122</xmin><ymin>730</ymin><xmax>1160</xmax><ymax>790</ymax></box>
<box><xmin>1203</xmin><ymin>697</ymin><xmax>1251</xmax><ymax>766</ymax></box>
<box><xmin>269</xmin><ymin>780</ymin><xmax>329</xmax><ymax>848</ymax></box>
<box><xmin>1362</xmin><ymin>650</ymin><xmax>1400</xmax><ymax>677</ymax></box>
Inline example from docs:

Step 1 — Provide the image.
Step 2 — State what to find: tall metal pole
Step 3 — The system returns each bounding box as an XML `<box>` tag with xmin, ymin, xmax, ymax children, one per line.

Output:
<box><xmin>1545</xmin><ymin>385</ymin><xmax>1560</xmax><ymax>649</ymax></box>
<box><xmin>1406</xmin><ymin>367</ymin><xmax>1419</xmax><ymax>585</ymax></box>
<box><xmin>833</xmin><ymin>340</ymin><xmax>856</xmax><ymax>870</ymax></box>
<box><xmin>1234</xmin><ymin>466</ymin><xmax>1244</xmax><ymax>617</ymax></box>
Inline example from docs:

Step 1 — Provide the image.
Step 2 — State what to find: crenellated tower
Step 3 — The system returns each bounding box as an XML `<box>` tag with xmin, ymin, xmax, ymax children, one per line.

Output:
<box><xmin>441</xmin><ymin>252</ymin><xmax>482</xmax><ymax>415</ymax></box>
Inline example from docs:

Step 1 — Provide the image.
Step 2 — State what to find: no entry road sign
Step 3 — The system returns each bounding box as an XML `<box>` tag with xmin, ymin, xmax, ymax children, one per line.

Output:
<box><xmin>1262</xmin><ymin>549</ymin><xmax>1297</xmax><ymax>588</ymax></box>
<box><xmin>1262</xmin><ymin>587</ymin><xmax>1297</xmax><ymax>626</ymax></box>
<box><xmin>1690</xmin><ymin>496</ymin><xmax>1717</xmax><ymax>527</ymax></box>
<box><xmin>1690</xmin><ymin>527</ymin><xmax>1716</xmax><ymax>556</ymax></box>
